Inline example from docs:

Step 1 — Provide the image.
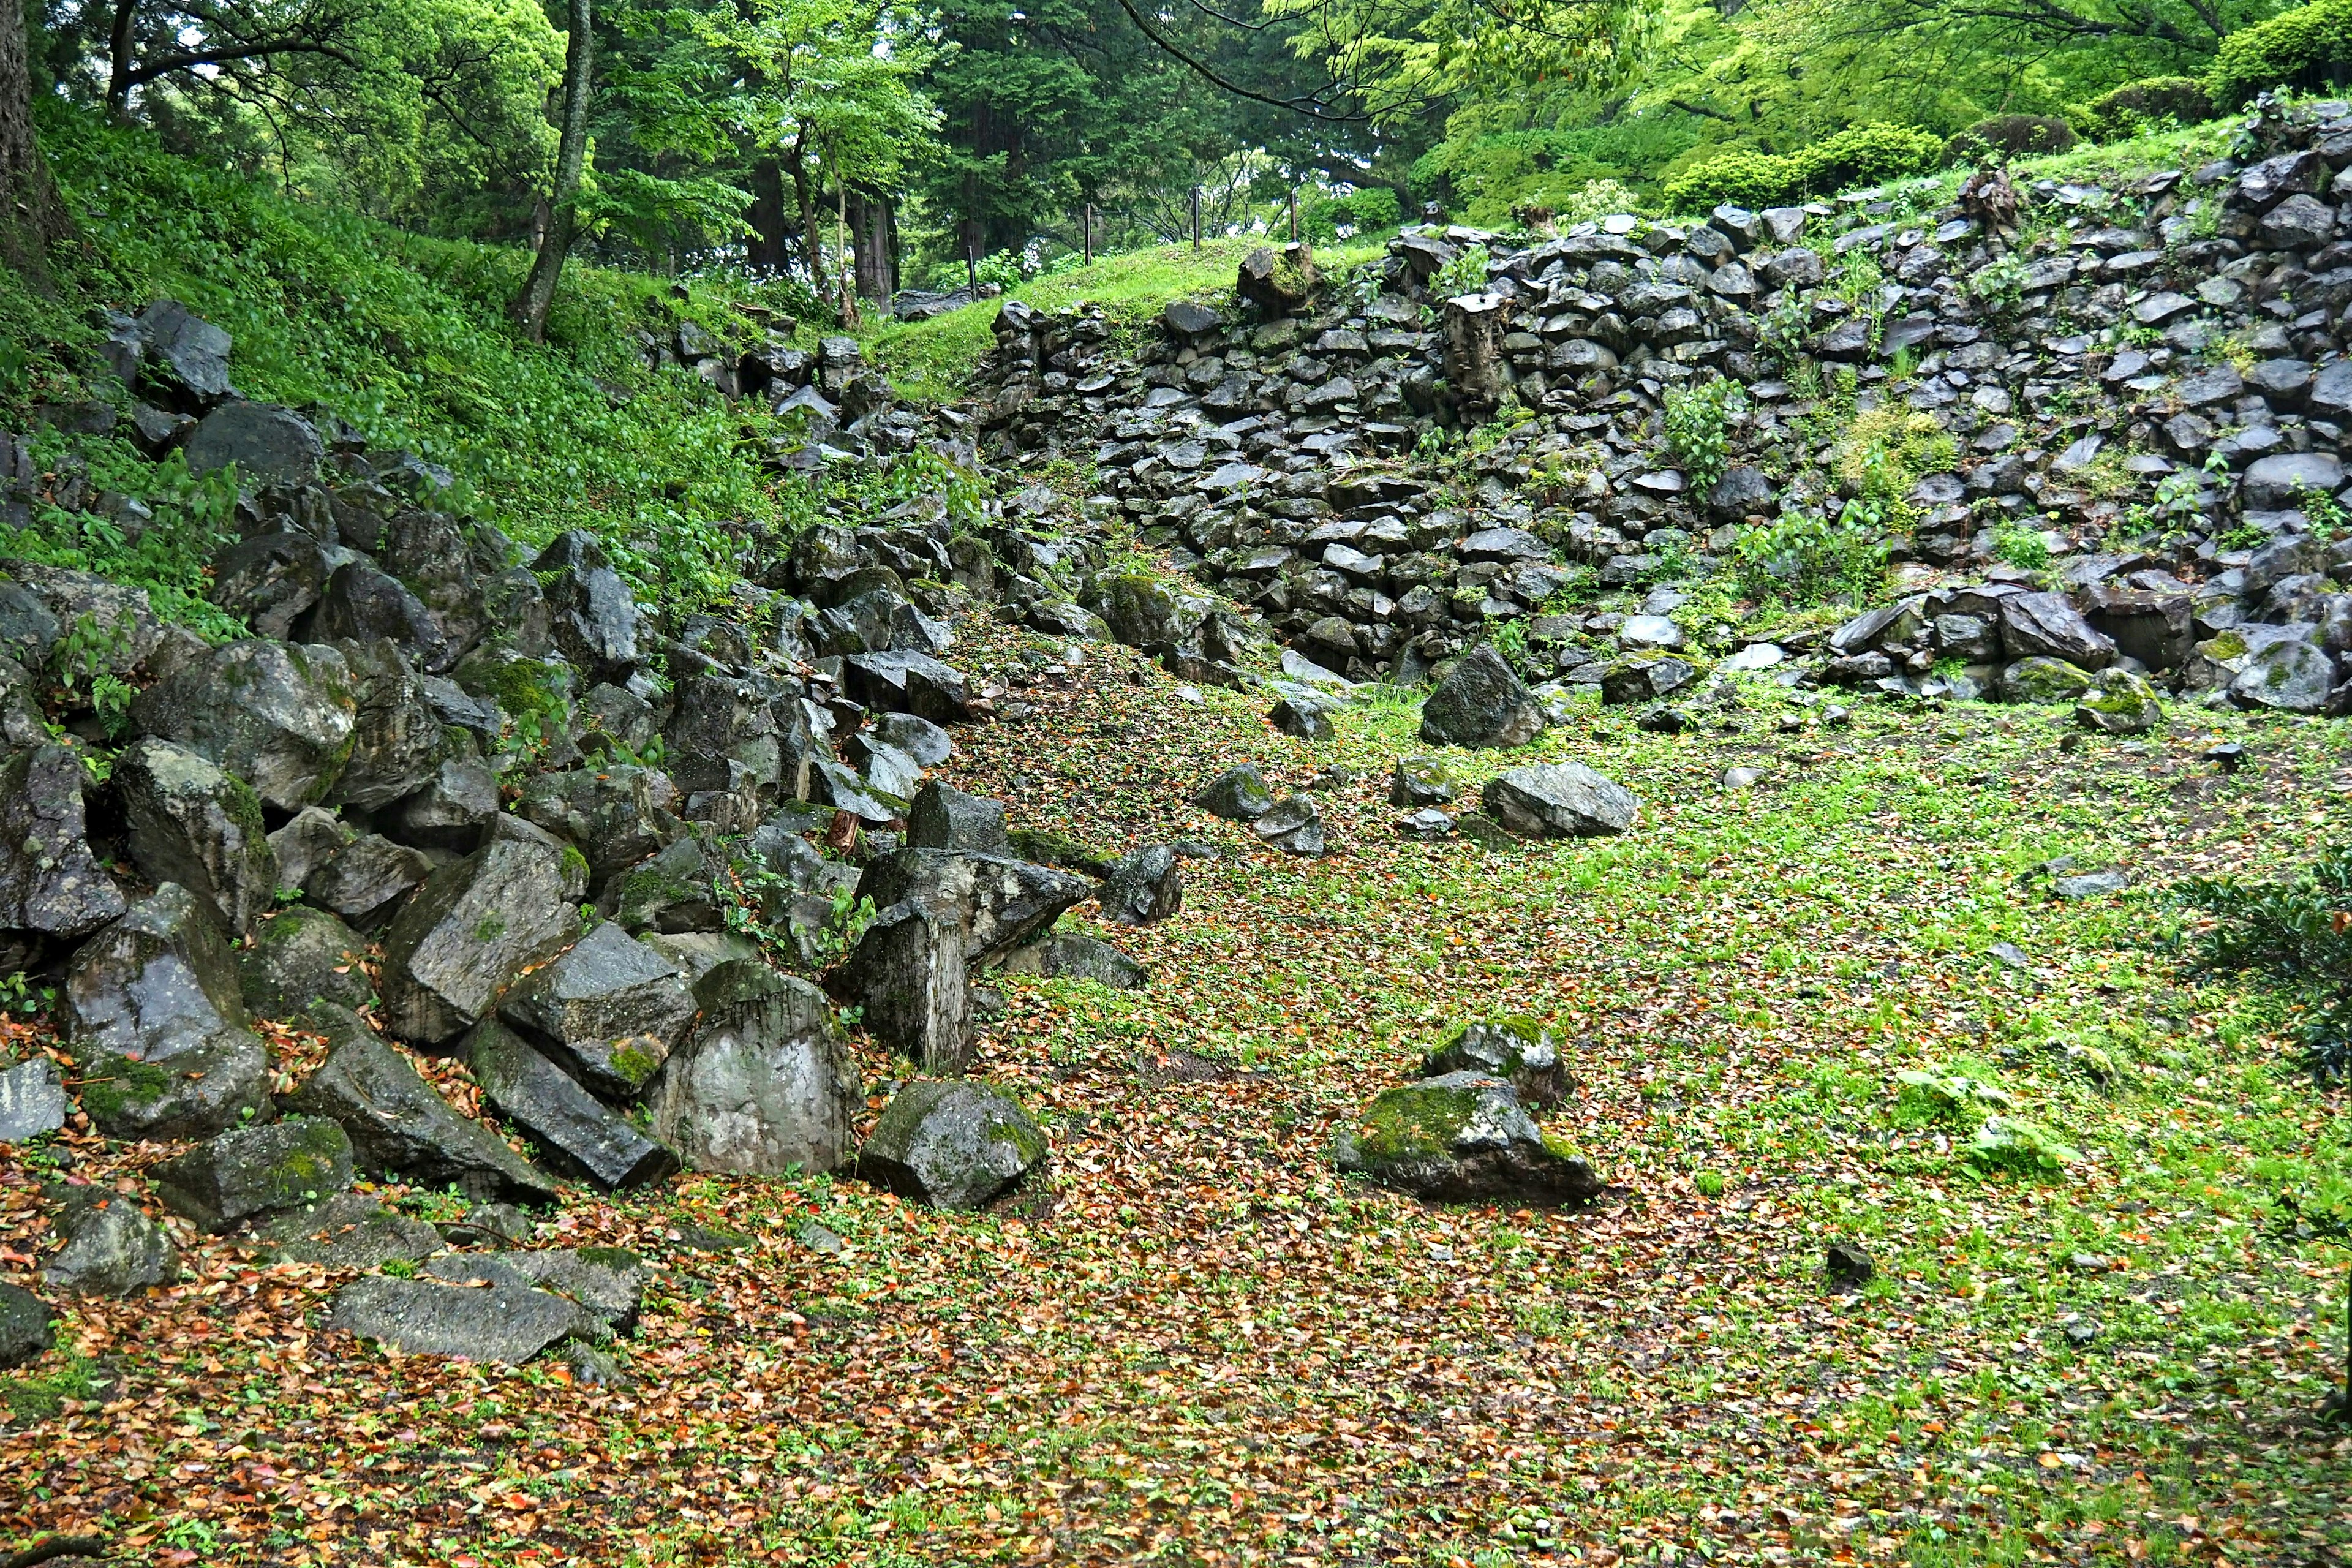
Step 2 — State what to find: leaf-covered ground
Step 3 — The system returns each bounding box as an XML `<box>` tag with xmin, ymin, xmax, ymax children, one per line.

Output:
<box><xmin>6</xmin><ymin>620</ymin><xmax>2352</xmax><ymax>1567</ymax></box>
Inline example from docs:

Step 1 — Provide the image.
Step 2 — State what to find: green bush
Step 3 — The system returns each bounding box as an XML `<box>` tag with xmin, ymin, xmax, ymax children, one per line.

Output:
<box><xmin>1661</xmin><ymin>123</ymin><xmax>1942</xmax><ymax>214</ymax></box>
<box><xmin>2179</xmin><ymin>840</ymin><xmax>2352</xmax><ymax>1078</ymax></box>
<box><xmin>1795</xmin><ymin>123</ymin><xmax>1945</xmax><ymax>192</ymax></box>
<box><xmin>1945</xmin><ymin>115</ymin><xmax>2077</xmax><ymax>165</ymax></box>
<box><xmin>2081</xmin><ymin>76</ymin><xmax>2216</xmax><ymax>139</ymax></box>
<box><xmin>1302</xmin><ymin>187</ymin><xmax>1403</xmax><ymax>243</ymax></box>
<box><xmin>1661</xmin><ymin>149</ymin><xmax>1802</xmax><ymax>214</ymax></box>
<box><xmin>2210</xmin><ymin>0</ymin><xmax>2352</xmax><ymax>110</ymax></box>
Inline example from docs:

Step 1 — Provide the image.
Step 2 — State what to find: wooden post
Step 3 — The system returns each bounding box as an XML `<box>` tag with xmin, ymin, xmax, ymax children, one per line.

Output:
<box><xmin>1289</xmin><ymin>188</ymin><xmax>1298</xmax><ymax>242</ymax></box>
<box><xmin>1191</xmin><ymin>187</ymin><xmax>1201</xmax><ymax>251</ymax></box>
<box><xmin>965</xmin><ymin>238</ymin><xmax>978</xmax><ymax>292</ymax></box>
<box><xmin>1084</xmin><ymin>203</ymin><xmax>1093</xmax><ymax>265</ymax></box>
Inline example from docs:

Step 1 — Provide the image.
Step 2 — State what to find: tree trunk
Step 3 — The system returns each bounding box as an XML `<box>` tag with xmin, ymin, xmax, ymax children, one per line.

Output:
<box><xmin>747</xmin><ymin>157</ymin><xmax>788</xmax><ymax>273</ymax></box>
<box><xmin>105</xmin><ymin>0</ymin><xmax>137</xmax><ymax>115</ymax></box>
<box><xmin>848</xmin><ymin>189</ymin><xmax>893</xmax><ymax>303</ymax></box>
<box><xmin>0</xmin><ymin>0</ymin><xmax>69</xmax><ymax>285</ymax></box>
<box><xmin>508</xmin><ymin>0</ymin><xmax>593</xmax><ymax>343</ymax></box>
<box><xmin>788</xmin><ymin>132</ymin><xmax>821</xmax><ymax>296</ymax></box>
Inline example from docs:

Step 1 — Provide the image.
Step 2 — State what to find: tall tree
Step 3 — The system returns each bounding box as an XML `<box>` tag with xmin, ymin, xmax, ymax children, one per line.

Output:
<box><xmin>512</xmin><ymin>0</ymin><xmax>595</xmax><ymax>340</ymax></box>
<box><xmin>1</xmin><ymin>0</ymin><xmax>68</xmax><ymax>282</ymax></box>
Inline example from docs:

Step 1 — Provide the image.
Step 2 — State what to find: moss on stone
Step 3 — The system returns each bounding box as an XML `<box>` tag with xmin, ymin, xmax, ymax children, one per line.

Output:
<box><xmin>222</xmin><ymin>774</ymin><xmax>269</xmax><ymax>839</ymax></box>
<box><xmin>606</xmin><ymin>1039</ymin><xmax>660</xmax><ymax>1088</ymax></box>
<box><xmin>77</xmin><ymin>1054</ymin><xmax>173</xmax><ymax>1121</ymax></box>
<box><xmin>1353</xmin><ymin>1083</ymin><xmax>1480</xmax><ymax>1159</ymax></box>
<box><xmin>473</xmin><ymin>914</ymin><xmax>507</xmax><ymax>944</ymax></box>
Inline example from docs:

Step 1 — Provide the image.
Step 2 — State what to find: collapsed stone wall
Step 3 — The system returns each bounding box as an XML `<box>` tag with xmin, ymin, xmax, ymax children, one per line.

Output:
<box><xmin>970</xmin><ymin>96</ymin><xmax>2352</xmax><ymax>718</ymax></box>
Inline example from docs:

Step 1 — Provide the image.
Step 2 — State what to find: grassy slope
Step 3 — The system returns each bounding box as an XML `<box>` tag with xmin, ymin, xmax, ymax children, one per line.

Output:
<box><xmin>0</xmin><ymin>111</ymin><xmax>812</xmax><ymax>615</ymax></box>
<box><xmin>863</xmin><ymin>238</ymin><xmax>1387</xmax><ymax>404</ymax></box>
<box><xmin>8</xmin><ymin>624</ymin><xmax>2350</xmax><ymax>1564</ymax></box>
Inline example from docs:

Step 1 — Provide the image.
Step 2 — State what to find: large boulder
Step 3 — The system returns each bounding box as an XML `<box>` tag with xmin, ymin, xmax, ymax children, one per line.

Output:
<box><xmin>378</xmin><ymin>815</ymin><xmax>590</xmax><ymax>1044</ymax></box>
<box><xmin>4</xmin><ymin>561</ymin><xmax>164</xmax><ymax>675</ymax></box>
<box><xmin>151</xmin><ymin>1115</ymin><xmax>355</xmax><ymax>1232</ymax></box>
<box><xmin>0</xmin><ymin>1057</ymin><xmax>66</xmax><ymax>1142</ymax></box>
<box><xmin>514</xmin><ymin>766</ymin><xmax>685</xmax><ymax>886</ymax></box>
<box><xmin>857</xmin><ymin>849</ymin><xmax>1093</xmax><ymax>967</ymax></box>
<box><xmin>388</xmin><ymin>756</ymin><xmax>502</xmax><ymax>852</ymax></box>
<box><xmin>184</xmin><ymin>401</ymin><xmax>324</xmax><ymax>488</ymax></box>
<box><xmin>647</xmin><ymin>960</ymin><xmax>861</xmax><ymax>1174</ymax></box>
<box><xmin>837</xmin><ymin>903</ymin><xmax>970</xmax><ymax>1074</ymax></box>
<box><xmin>1099</xmin><ymin>846</ymin><xmax>1183</xmax><ymax>926</ymax></box>
<box><xmin>464</xmin><ymin>1019</ymin><xmax>679</xmax><ymax>1190</ymax></box>
<box><xmin>1191</xmin><ymin>763</ymin><xmax>1274</xmax><ymax>820</ymax></box>
<box><xmin>599</xmin><ymin>835</ymin><xmax>725</xmax><ymax>934</ymax></box>
<box><xmin>2075</xmin><ymin>668</ymin><xmax>2165</xmax><ymax>735</ymax></box>
<box><xmin>251</xmin><ymin>1193</ymin><xmax>443</xmax><ymax>1268</ymax></box>
<box><xmin>1420</xmin><ymin>646</ymin><xmax>1542</xmax><ymax>748</ymax></box>
<box><xmin>133</xmin><ymin>298</ymin><xmax>235</xmax><ymax>404</ymax></box>
<box><xmin>1997</xmin><ymin>591</ymin><xmax>2114</xmax><ymax>671</ymax></box>
<box><xmin>905</xmin><ymin>782</ymin><xmax>1010</xmax><ymax>853</ymax></box>
<box><xmin>842</xmin><ymin>650</ymin><xmax>973</xmax><ymax>722</ymax></box>
<box><xmin>41</xmin><ymin>1188</ymin><xmax>179</xmax><ymax>1295</ymax></box>
<box><xmin>66</xmin><ymin>884</ymin><xmax>272</xmax><ymax>1139</ymax></box>
<box><xmin>209</xmin><ymin>531</ymin><xmax>328</xmax><ymax>641</ymax></box>
<box><xmin>239</xmin><ymin>905</ymin><xmax>372</xmax><ymax>1017</ymax></box>
<box><xmin>1252</xmin><ymin>795</ymin><xmax>1325</xmax><ymax>855</ymax></box>
<box><xmin>287</xmin><ymin>1003</ymin><xmax>556</xmax><ymax>1204</ymax></box>
<box><xmin>0</xmin><ymin>743</ymin><xmax>126</xmax><ymax>941</ymax></box>
<box><xmin>1334</xmin><ymin>1072</ymin><xmax>1600</xmax><ymax>1204</ymax></box>
<box><xmin>857</xmin><ymin>1080</ymin><xmax>1048</xmax><ymax>1210</ymax></box>
<box><xmin>115</xmin><ymin>737</ymin><xmax>278</xmax><ymax>938</ymax></box>
<box><xmin>1482</xmin><ymin>763</ymin><xmax>1639</xmax><ymax>839</ymax></box>
<box><xmin>2233</xmin><ymin>638</ymin><xmax>2337</xmax><ymax>712</ymax></box>
<box><xmin>330</xmin><ymin>638</ymin><xmax>456</xmax><ymax>810</ymax></box>
<box><xmin>1420</xmin><ymin>1018</ymin><xmax>1570</xmax><ymax>1109</ymax></box>
<box><xmin>1237</xmin><ymin>244</ymin><xmax>1317</xmax><ymax>317</ymax></box>
<box><xmin>328</xmin><ymin>1274</ymin><xmax>586</xmax><ymax>1365</ymax></box>
<box><xmin>305</xmin><ymin>831</ymin><xmax>433</xmax><ymax>925</ymax></box>
<box><xmin>498</xmin><ymin>921</ymin><xmax>697</xmax><ymax>1099</ymax></box>
<box><xmin>131</xmin><ymin>639</ymin><xmax>358</xmax><ymax>810</ymax></box>
<box><xmin>535</xmin><ymin>530</ymin><xmax>640</xmax><ymax>684</ymax></box>
<box><xmin>999</xmin><ymin>931</ymin><xmax>1147</xmax><ymax>989</ymax></box>
<box><xmin>306</xmin><ymin>562</ymin><xmax>451</xmax><ymax>673</ymax></box>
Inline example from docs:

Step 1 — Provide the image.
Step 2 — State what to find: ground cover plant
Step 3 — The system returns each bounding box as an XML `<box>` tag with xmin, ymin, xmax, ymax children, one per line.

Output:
<box><xmin>7</xmin><ymin>612</ymin><xmax>2351</xmax><ymax>1565</ymax></box>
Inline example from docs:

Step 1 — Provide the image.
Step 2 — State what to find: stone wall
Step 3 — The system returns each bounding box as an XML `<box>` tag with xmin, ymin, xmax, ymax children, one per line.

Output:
<box><xmin>970</xmin><ymin>96</ymin><xmax>2352</xmax><ymax>715</ymax></box>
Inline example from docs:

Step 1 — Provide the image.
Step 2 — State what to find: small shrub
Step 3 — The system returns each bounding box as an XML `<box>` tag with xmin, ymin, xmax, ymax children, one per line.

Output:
<box><xmin>1836</xmin><ymin>405</ymin><xmax>1955</xmax><ymax>498</ymax></box>
<box><xmin>2082</xmin><ymin>76</ymin><xmax>2215</xmax><ymax>139</ymax></box>
<box><xmin>1945</xmin><ymin>116</ymin><xmax>2076</xmax><ymax>167</ymax></box>
<box><xmin>1552</xmin><ymin>179</ymin><xmax>1645</xmax><ymax>227</ymax></box>
<box><xmin>2179</xmin><ymin>841</ymin><xmax>2352</xmax><ymax>1079</ymax></box>
<box><xmin>1992</xmin><ymin>522</ymin><xmax>2053</xmax><ymax>570</ymax></box>
<box><xmin>1730</xmin><ymin>501</ymin><xmax>1890</xmax><ymax>606</ymax></box>
<box><xmin>1965</xmin><ymin>1115</ymin><xmax>2079</xmax><ymax>1176</ymax></box>
<box><xmin>2210</xmin><ymin>0</ymin><xmax>2352</xmax><ymax>110</ymax></box>
<box><xmin>1662</xmin><ymin>375</ymin><xmax>1746</xmax><ymax>497</ymax></box>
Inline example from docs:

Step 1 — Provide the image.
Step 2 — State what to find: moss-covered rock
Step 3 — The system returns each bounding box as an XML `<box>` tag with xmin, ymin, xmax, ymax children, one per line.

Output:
<box><xmin>1420</xmin><ymin>1017</ymin><xmax>1570</xmax><ymax>1109</ymax></box>
<box><xmin>152</xmin><ymin>1115</ymin><xmax>356</xmax><ymax>1232</ymax></box>
<box><xmin>1334</xmin><ymin>1072</ymin><xmax>1599</xmax><ymax>1204</ymax></box>
<box><xmin>856</xmin><ymin>1080</ymin><xmax>1048</xmax><ymax>1210</ymax></box>
<box><xmin>2000</xmin><ymin>657</ymin><xmax>2092</xmax><ymax>704</ymax></box>
<box><xmin>240</xmin><ymin>904</ymin><xmax>373</xmax><ymax>1018</ymax></box>
<box><xmin>2075</xmin><ymin>667</ymin><xmax>2163</xmax><ymax>736</ymax></box>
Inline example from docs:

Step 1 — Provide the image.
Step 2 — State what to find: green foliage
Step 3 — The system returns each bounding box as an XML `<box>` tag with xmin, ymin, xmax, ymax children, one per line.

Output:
<box><xmin>1661</xmin><ymin>149</ymin><xmax>1800</xmax><ymax>213</ymax></box>
<box><xmin>1408</xmin><ymin>117</ymin><xmax>1704</xmax><ymax>222</ymax></box>
<box><xmin>1731</xmin><ymin>500</ymin><xmax>1890</xmax><ymax>606</ymax></box>
<box><xmin>1662</xmin><ymin>375</ymin><xmax>1744</xmax><ymax>497</ymax></box>
<box><xmin>2179</xmin><ymin>842</ymin><xmax>2352</xmax><ymax>1079</ymax></box>
<box><xmin>1302</xmin><ymin>187</ymin><xmax>1402</xmax><ymax>241</ymax></box>
<box><xmin>0</xmin><ymin>111</ymin><xmax>831</xmax><ymax>620</ymax></box>
<box><xmin>1991</xmin><ymin>522</ymin><xmax>2054</xmax><ymax>570</ymax></box>
<box><xmin>1431</xmin><ymin>243</ymin><xmax>1495</xmax><ymax>298</ymax></box>
<box><xmin>2209</xmin><ymin>0</ymin><xmax>2352</xmax><ymax>109</ymax></box>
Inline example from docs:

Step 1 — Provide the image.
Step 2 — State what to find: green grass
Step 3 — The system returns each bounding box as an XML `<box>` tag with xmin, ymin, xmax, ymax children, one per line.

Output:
<box><xmin>862</xmin><ymin>237</ymin><xmax>1387</xmax><ymax>403</ymax></box>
